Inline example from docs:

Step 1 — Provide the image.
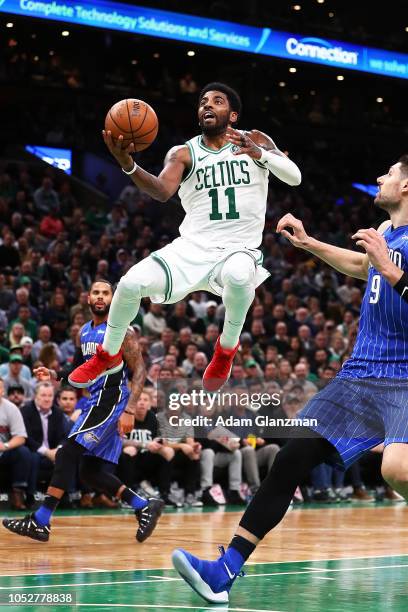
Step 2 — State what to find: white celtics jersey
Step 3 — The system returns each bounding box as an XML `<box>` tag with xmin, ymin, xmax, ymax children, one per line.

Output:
<box><xmin>178</xmin><ymin>134</ymin><xmax>269</xmax><ymax>249</ymax></box>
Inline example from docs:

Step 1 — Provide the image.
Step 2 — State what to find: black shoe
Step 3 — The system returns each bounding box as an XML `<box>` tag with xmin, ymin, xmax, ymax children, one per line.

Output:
<box><xmin>226</xmin><ymin>490</ymin><xmax>246</xmax><ymax>506</ymax></box>
<box><xmin>2</xmin><ymin>513</ymin><xmax>50</xmax><ymax>542</ymax></box>
<box><xmin>202</xmin><ymin>488</ymin><xmax>220</xmax><ymax>507</ymax></box>
<box><xmin>135</xmin><ymin>498</ymin><xmax>164</xmax><ymax>543</ymax></box>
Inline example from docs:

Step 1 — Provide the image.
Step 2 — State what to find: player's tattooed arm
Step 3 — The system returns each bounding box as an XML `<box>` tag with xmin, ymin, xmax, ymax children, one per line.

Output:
<box><xmin>122</xmin><ymin>327</ymin><xmax>146</xmax><ymax>414</ymax></box>
<box><xmin>126</xmin><ymin>144</ymin><xmax>190</xmax><ymax>202</ymax></box>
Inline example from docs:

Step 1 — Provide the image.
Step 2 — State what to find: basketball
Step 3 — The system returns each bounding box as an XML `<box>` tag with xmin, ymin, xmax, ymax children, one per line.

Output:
<box><xmin>104</xmin><ymin>99</ymin><xmax>158</xmax><ymax>151</ymax></box>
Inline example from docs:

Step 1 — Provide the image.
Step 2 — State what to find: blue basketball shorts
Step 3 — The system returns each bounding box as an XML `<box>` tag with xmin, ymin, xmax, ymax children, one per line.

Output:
<box><xmin>68</xmin><ymin>394</ymin><xmax>128</xmax><ymax>464</ymax></box>
<box><xmin>298</xmin><ymin>377</ymin><xmax>408</xmax><ymax>469</ymax></box>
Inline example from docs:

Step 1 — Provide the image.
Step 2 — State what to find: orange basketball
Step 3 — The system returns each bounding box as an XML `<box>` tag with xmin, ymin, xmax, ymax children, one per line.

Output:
<box><xmin>104</xmin><ymin>99</ymin><xmax>158</xmax><ymax>151</ymax></box>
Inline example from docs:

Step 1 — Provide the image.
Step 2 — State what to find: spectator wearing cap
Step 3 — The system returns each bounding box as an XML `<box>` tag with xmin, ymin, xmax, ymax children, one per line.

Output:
<box><xmin>20</xmin><ymin>336</ymin><xmax>34</xmax><ymax>370</ymax></box>
<box><xmin>2</xmin><ymin>354</ymin><xmax>33</xmax><ymax>398</ymax></box>
<box><xmin>7</xmin><ymin>384</ymin><xmax>26</xmax><ymax>408</ymax></box>
<box><xmin>0</xmin><ymin>345</ymin><xmax>32</xmax><ymax>381</ymax></box>
<box><xmin>32</xmin><ymin>325</ymin><xmax>63</xmax><ymax>364</ymax></box>
<box><xmin>8</xmin><ymin>305</ymin><xmax>38</xmax><ymax>340</ymax></box>
<box><xmin>244</xmin><ymin>358</ymin><xmax>263</xmax><ymax>382</ymax></box>
<box><xmin>0</xmin><ymin>377</ymin><xmax>31</xmax><ymax>510</ymax></box>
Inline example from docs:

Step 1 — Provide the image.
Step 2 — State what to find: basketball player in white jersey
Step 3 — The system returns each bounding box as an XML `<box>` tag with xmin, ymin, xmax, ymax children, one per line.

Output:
<box><xmin>69</xmin><ymin>83</ymin><xmax>301</xmax><ymax>392</ymax></box>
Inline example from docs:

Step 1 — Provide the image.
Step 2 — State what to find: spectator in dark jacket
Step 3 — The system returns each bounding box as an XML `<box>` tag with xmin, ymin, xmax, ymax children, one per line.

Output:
<box><xmin>21</xmin><ymin>381</ymin><xmax>68</xmax><ymax>498</ymax></box>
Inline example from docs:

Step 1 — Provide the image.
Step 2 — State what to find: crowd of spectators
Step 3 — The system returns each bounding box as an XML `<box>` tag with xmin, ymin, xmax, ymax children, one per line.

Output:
<box><xmin>0</xmin><ymin>152</ymin><xmax>404</xmax><ymax>511</ymax></box>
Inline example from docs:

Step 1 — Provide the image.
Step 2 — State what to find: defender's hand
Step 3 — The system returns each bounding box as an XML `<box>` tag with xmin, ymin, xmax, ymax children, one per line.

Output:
<box><xmin>225</xmin><ymin>127</ymin><xmax>262</xmax><ymax>159</ymax></box>
<box><xmin>352</xmin><ymin>228</ymin><xmax>390</xmax><ymax>273</ymax></box>
<box><xmin>118</xmin><ymin>412</ymin><xmax>134</xmax><ymax>435</ymax></box>
<box><xmin>276</xmin><ymin>213</ymin><xmax>311</xmax><ymax>249</ymax></box>
<box><xmin>33</xmin><ymin>367</ymin><xmax>53</xmax><ymax>381</ymax></box>
<box><xmin>102</xmin><ymin>130</ymin><xmax>136</xmax><ymax>171</ymax></box>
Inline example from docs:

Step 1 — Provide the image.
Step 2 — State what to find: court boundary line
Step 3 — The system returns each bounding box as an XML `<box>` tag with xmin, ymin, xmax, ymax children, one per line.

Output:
<box><xmin>2</xmin><ymin>560</ymin><xmax>408</xmax><ymax>587</ymax></box>
<box><xmin>2</xmin><ymin>553</ymin><xmax>408</xmax><ymax>577</ymax></box>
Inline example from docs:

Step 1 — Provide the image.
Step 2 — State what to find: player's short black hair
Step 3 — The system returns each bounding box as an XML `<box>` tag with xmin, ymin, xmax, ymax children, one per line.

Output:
<box><xmin>89</xmin><ymin>279</ymin><xmax>113</xmax><ymax>293</ymax></box>
<box><xmin>199</xmin><ymin>82</ymin><xmax>242</xmax><ymax>119</ymax></box>
<box><xmin>398</xmin><ymin>154</ymin><xmax>408</xmax><ymax>178</ymax></box>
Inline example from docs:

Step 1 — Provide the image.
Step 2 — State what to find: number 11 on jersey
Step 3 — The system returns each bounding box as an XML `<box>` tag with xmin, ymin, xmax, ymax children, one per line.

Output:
<box><xmin>208</xmin><ymin>187</ymin><xmax>240</xmax><ymax>221</ymax></box>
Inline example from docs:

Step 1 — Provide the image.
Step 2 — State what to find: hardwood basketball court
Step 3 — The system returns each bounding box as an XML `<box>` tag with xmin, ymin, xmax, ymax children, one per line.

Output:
<box><xmin>1</xmin><ymin>503</ymin><xmax>408</xmax><ymax>611</ymax></box>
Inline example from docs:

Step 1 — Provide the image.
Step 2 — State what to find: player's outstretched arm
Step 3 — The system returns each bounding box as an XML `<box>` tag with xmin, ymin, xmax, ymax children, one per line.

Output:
<box><xmin>277</xmin><ymin>213</ymin><xmax>369</xmax><ymax>280</ymax></box>
<box><xmin>103</xmin><ymin>130</ymin><xmax>190</xmax><ymax>202</ymax></box>
<box><xmin>226</xmin><ymin>127</ymin><xmax>301</xmax><ymax>186</ymax></box>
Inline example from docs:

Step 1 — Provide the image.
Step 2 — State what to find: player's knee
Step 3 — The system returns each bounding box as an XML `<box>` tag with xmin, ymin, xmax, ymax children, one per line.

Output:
<box><xmin>117</xmin><ymin>273</ymin><xmax>142</xmax><ymax>300</ymax></box>
<box><xmin>201</xmin><ymin>448</ymin><xmax>215</xmax><ymax>460</ymax></box>
<box><xmin>222</xmin><ymin>255</ymin><xmax>255</xmax><ymax>288</ymax></box>
<box><xmin>381</xmin><ymin>462</ymin><xmax>408</xmax><ymax>487</ymax></box>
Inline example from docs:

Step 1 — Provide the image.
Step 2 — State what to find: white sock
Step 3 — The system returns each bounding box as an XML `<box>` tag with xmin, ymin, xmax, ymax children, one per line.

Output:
<box><xmin>103</xmin><ymin>258</ymin><xmax>167</xmax><ymax>355</ymax></box>
<box><xmin>219</xmin><ymin>253</ymin><xmax>256</xmax><ymax>350</ymax></box>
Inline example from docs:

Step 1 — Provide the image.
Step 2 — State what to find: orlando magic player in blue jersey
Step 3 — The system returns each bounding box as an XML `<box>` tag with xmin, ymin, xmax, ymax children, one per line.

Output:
<box><xmin>3</xmin><ymin>281</ymin><xmax>163</xmax><ymax>542</ymax></box>
<box><xmin>172</xmin><ymin>155</ymin><xmax>408</xmax><ymax>604</ymax></box>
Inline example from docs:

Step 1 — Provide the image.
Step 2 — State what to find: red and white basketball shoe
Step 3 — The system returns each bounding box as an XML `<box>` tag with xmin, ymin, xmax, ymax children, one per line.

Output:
<box><xmin>202</xmin><ymin>337</ymin><xmax>239</xmax><ymax>392</ymax></box>
<box><xmin>68</xmin><ymin>345</ymin><xmax>123</xmax><ymax>388</ymax></box>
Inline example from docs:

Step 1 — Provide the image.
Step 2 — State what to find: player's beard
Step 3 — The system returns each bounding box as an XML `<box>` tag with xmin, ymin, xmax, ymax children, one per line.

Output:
<box><xmin>374</xmin><ymin>194</ymin><xmax>400</xmax><ymax>212</ymax></box>
<box><xmin>89</xmin><ymin>302</ymin><xmax>110</xmax><ymax>316</ymax></box>
<box><xmin>199</xmin><ymin>113</ymin><xmax>229</xmax><ymax>136</ymax></box>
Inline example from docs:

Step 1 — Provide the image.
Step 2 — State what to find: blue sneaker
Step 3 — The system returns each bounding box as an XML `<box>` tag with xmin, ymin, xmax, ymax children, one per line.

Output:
<box><xmin>172</xmin><ymin>545</ymin><xmax>243</xmax><ymax>603</ymax></box>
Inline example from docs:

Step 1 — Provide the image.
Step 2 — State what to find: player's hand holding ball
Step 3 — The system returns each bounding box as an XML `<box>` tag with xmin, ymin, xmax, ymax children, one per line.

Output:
<box><xmin>104</xmin><ymin>98</ymin><xmax>158</xmax><ymax>170</ymax></box>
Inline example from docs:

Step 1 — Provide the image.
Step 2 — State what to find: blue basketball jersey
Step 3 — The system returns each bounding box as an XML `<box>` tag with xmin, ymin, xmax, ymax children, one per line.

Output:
<box><xmin>67</xmin><ymin>320</ymin><xmax>130</xmax><ymax>463</ymax></box>
<box><xmin>80</xmin><ymin>321</ymin><xmax>129</xmax><ymax>401</ymax></box>
<box><xmin>340</xmin><ymin>224</ymin><xmax>408</xmax><ymax>379</ymax></box>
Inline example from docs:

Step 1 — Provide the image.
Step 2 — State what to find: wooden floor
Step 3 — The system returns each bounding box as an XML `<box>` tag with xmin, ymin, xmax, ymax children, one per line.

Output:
<box><xmin>1</xmin><ymin>503</ymin><xmax>408</xmax><ymax>610</ymax></box>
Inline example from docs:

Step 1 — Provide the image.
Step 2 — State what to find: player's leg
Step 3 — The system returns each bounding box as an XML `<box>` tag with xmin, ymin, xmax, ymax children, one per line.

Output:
<box><xmin>203</xmin><ymin>252</ymin><xmax>256</xmax><ymax>391</ymax></box>
<box><xmin>69</xmin><ymin>257</ymin><xmax>167</xmax><ymax>387</ymax></box>
<box><xmin>381</xmin><ymin>443</ymin><xmax>408</xmax><ymax>500</ymax></box>
<box><xmin>2</xmin><ymin>438</ymin><xmax>86</xmax><ymax>541</ymax></box>
<box><xmin>219</xmin><ymin>252</ymin><xmax>256</xmax><ymax>349</ymax></box>
<box><xmin>103</xmin><ymin>257</ymin><xmax>167</xmax><ymax>355</ymax></box>
<box><xmin>172</xmin><ymin>433</ymin><xmax>335</xmax><ymax>603</ymax></box>
<box><xmin>79</xmin><ymin>455</ymin><xmax>164</xmax><ymax>542</ymax></box>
